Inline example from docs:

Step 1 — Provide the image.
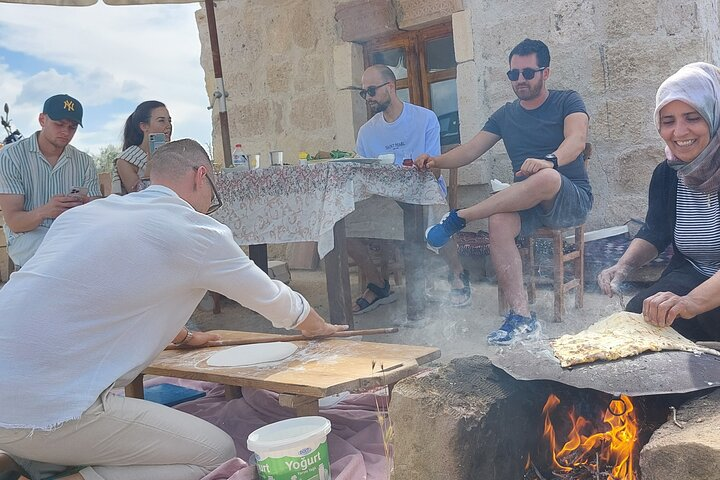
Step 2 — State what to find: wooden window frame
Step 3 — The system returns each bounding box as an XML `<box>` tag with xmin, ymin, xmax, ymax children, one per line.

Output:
<box><xmin>363</xmin><ymin>22</ymin><xmax>456</xmax><ymax>112</ymax></box>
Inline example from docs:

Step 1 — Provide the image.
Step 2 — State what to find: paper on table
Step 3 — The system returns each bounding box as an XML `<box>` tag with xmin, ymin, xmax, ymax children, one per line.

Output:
<box><xmin>378</xmin><ymin>153</ymin><xmax>395</xmax><ymax>165</ymax></box>
<box><xmin>491</xmin><ymin>178</ymin><xmax>510</xmax><ymax>193</ymax></box>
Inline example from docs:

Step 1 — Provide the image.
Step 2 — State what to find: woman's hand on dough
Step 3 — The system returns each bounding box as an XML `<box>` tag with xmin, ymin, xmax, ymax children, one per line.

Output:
<box><xmin>642</xmin><ymin>291</ymin><xmax>699</xmax><ymax>327</ymax></box>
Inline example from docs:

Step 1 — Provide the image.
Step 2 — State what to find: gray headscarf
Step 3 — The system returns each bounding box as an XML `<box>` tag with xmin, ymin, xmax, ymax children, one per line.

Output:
<box><xmin>654</xmin><ymin>62</ymin><xmax>720</xmax><ymax>193</ymax></box>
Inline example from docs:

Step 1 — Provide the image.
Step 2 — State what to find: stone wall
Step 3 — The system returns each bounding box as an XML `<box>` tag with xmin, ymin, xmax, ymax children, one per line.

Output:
<box><xmin>195</xmin><ymin>0</ymin><xmax>364</xmax><ymax>168</ymax></box>
<box><xmin>640</xmin><ymin>388</ymin><xmax>720</xmax><ymax>480</ymax></box>
<box><xmin>196</xmin><ymin>0</ymin><xmax>720</xmax><ymax>231</ymax></box>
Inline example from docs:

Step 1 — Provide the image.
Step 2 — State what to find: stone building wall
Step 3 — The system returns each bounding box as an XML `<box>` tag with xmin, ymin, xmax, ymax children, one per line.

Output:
<box><xmin>196</xmin><ymin>0</ymin><xmax>720</xmax><ymax>230</ymax></box>
<box><xmin>195</xmin><ymin>0</ymin><xmax>365</xmax><ymax>168</ymax></box>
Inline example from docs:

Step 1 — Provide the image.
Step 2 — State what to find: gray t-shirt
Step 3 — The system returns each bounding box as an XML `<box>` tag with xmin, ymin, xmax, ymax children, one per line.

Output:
<box><xmin>482</xmin><ymin>89</ymin><xmax>590</xmax><ymax>194</ymax></box>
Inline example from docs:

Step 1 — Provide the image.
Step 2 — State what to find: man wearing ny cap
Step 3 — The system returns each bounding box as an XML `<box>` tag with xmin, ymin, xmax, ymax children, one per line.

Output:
<box><xmin>0</xmin><ymin>94</ymin><xmax>101</xmax><ymax>268</ymax></box>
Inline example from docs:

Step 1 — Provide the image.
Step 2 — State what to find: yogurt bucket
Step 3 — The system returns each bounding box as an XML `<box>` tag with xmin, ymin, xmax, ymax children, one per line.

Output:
<box><xmin>247</xmin><ymin>416</ymin><xmax>332</xmax><ymax>480</ymax></box>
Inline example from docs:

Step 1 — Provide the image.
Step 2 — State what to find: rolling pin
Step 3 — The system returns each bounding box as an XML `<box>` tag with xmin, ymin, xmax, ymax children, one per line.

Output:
<box><xmin>166</xmin><ymin>327</ymin><xmax>398</xmax><ymax>350</ymax></box>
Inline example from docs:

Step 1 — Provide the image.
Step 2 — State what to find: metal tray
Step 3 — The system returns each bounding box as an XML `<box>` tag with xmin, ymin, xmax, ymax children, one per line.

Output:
<box><xmin>492</xmin><ymin>341</ymin><xmax>720</xmax><ymax>396</ymax></box>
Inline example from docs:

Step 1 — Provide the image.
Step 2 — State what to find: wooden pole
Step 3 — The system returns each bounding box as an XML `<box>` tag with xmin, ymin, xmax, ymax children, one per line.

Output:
<box><xmin>204</xmin><ymin>0</ymin><xmax>233</xmax><ymax>167</ymax></box>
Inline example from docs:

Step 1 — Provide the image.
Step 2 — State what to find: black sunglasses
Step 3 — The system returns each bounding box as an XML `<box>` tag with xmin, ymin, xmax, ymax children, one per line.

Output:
<box><xmin>359</xmin><ymin>82</ymin><xmax>390</xmax><ymax>99</ymax></box>
<box><xmin>506</xmin><ymin>67</ymin><xmax>546</xmax><ymax>81</ymax></box>
<box><xmin>193</xmin><ymin>166</ymin><xmax>223</xmax><ymax>215</ymax></box>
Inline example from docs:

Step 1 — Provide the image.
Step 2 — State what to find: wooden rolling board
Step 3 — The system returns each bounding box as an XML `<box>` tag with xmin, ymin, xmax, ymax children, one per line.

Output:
<box><xmin>144</xmin><ymin>330</ymin><xmax>441</xmax><ymax>398</ymax></box>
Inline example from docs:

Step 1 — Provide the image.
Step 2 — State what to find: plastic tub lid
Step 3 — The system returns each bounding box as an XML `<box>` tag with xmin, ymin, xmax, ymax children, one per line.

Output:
<box><xmin>247</xmin><ymin>416</ymin><xmax>331</xmax><ymax>451</ymax></box>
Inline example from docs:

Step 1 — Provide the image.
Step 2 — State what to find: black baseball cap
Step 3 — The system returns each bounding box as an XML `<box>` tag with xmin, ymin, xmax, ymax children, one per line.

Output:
<box><xmin>42</xmin><ymin>94</ymin><xmax>83</xmax><ymax>127</ymax></box>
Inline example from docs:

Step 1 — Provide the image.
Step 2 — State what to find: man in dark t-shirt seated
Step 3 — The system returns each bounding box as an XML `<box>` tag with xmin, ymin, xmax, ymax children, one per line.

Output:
<box><xmin>416</xmin><ymin>38</ymin><xmax>592</xmax><ymax>345</ymax></box>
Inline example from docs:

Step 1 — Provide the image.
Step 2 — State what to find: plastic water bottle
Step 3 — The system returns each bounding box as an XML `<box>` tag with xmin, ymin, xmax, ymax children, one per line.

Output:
<box><xmin>231</xmin><ymin>144</ymin><xmax>249</xmax><ymax>170</ymax></box>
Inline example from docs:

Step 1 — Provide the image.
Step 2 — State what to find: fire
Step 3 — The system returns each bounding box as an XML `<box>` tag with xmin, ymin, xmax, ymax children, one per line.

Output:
<box><xmin>529</xmin><ymin>393</ymin><xmax>638</xmax><ymax>479</ymax></box>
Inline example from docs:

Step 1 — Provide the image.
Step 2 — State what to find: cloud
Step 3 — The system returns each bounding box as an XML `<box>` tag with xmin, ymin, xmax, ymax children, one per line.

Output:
<box><xmin>18</xmin><ymin>68</ymin><xmax>144</xmax><ymax>107</ymax></box>
<box><xmin>0</xmin><ymin>2</ymin><xmax>211</xmax><ymax>155</ymax></box>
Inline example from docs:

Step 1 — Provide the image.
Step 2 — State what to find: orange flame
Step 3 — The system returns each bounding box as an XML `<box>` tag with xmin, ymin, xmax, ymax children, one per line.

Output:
<box><xmin>536</xmin><ymin>394</ymin><xmax>638</xmax><ymax>479</ymax></box>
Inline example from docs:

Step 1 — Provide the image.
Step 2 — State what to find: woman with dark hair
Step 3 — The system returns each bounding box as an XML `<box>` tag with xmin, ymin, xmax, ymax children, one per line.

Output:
<box><xmin>598</xmin><ymin>62</ymin><xmax>720</xmax><ymax>341</ymax></box>
<box><xmin>111</xmin><ymin>100</ymin><xmax>172</xmax><ymax>194</ymax></box>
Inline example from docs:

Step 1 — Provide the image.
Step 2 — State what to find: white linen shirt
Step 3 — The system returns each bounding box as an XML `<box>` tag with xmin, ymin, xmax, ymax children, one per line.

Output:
<box><xmin>0</xmin><ymin>185</ymin><xmax>309</xmax><ymax>430</ymax></box>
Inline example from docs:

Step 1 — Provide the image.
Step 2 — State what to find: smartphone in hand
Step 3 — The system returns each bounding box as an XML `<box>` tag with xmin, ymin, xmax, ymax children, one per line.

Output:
<box><xmin>148</xmin><ymin>133</ymin><xmax>167</xmax><ymax>156</ymax></box>
<box><xmin>68</xmin><ymin>186</ymin><xmax>88</xmax><ymax>197</ymax></box>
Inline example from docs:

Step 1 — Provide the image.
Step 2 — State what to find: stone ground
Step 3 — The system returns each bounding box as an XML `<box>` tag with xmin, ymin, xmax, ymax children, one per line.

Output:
<box><xmin>189</xmin><ymin>266</ymin><xmax>633</xmax><ymax>364</ymax></box>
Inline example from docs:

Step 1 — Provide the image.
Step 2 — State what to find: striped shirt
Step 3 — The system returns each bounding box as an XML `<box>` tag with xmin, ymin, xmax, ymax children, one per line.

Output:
<box><xmin>674</xmin><ymin>179</ymin><xmax>720</xmax><ymax>277</ymax></box>
<box><xmin>111</xmin><ymin>145</ymin><xmax>147</xmax><ymax>195</ymax></box>
<box><xmin>0</xmin><ymin>132</ymin><xmax>101</xmax><ymax>265</ymax></box>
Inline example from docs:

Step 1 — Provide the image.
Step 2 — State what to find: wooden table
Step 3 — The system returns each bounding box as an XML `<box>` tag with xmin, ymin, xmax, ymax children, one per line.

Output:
<box><xmin>319</xmin><ymin>201</ymin><xmax>427</xmax><ymax>326</ymax></box>
<box><xmin>213</xmin><ymin>163</ymin><xmax>446</xmax><ymax>327</ymax></box>
<box><xmin>126</xmin><ymin>330</ymin><xmax>441</xmax><ymax>416</ymax></box>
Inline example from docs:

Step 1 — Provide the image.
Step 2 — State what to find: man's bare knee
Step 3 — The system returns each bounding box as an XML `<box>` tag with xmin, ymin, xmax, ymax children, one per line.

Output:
<box><xmin>488</xmin><ymin>213</ymin><xmax>520</xmax><ymax>239</ymax></box>
<box><xmin>530</xmin><ymin>169</ymin><xmax>562</xmax><ymax>197</ymax></box>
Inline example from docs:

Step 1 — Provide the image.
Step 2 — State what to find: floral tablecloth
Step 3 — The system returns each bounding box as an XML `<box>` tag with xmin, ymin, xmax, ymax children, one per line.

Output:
<box><xmin>213</xmin><ymin>162</ymin><xmax>446</xmax><ymax>258</ymax></box>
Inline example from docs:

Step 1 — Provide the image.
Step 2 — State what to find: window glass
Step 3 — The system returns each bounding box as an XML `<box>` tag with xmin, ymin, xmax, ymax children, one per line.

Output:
<box><xmin>430</xmin><ymin>79</ymin><xmax>459</xmax><ymax>145</ymax></box>
<box><xmin>371</xmin><ymin>48</ymin><xmax>408</xmax><ymax>80</ymax></box>
<box><xmin>426</xmin><ymin>36</ymin><xmax>455</xmax><ymax>72</ymax></box>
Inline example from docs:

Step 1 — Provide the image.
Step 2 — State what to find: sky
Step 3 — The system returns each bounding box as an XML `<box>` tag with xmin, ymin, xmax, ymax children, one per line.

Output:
<box><xmin>0</xmin><ymin>1</ymin><xmax>211</xmax><ymax>157</ymax></box>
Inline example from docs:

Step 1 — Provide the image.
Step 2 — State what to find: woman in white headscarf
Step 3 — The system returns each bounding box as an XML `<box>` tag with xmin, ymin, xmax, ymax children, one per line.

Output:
<box><xmin>598</xmin><ymin>62</ymin><xmax>720</xmax><ymax>340</ymax></box>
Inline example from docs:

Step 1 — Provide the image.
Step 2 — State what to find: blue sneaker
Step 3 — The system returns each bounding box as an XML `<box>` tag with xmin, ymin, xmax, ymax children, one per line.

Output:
<box><xmin>425</xmin><ymin>210</ymin><xmax>466</xmax><ymax>248</ymax></box>
<box><xmin>487</xmin><ymin>311</ymin><xmax>539</xmax><ymax>345</ymax></box>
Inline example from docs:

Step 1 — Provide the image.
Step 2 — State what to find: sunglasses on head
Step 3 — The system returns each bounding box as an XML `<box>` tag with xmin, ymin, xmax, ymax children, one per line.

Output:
<box><xmin>359</xmin><ymin>82</ymin><xmax>390</xmax><ymax>99</ymax></box>
<box><xmin>506</xmin><ymin>67</ymin><xmax>546</xmax><ymax>81</ymax></box>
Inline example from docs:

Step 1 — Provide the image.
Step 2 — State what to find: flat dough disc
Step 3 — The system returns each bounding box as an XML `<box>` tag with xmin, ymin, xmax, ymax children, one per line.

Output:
<box><xmin>207</xmin><ymin>342</ymin><xmax>298</xmax><ymax>367</ymax></box>
<box><xmin>552</xmin><ymin>311</ymin><xmax>720</xmax><ymax>367</ymax></box>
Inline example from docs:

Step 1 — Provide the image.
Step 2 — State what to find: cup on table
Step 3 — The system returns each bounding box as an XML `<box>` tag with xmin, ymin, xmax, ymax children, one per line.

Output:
<box><xmin>400</xmin><ymin>150</ymin><xmax>413</xmax><ymax>167</ymax></box>
<box><xmin>269</xmin><ymin>150</ymin><xmax>284</xmax><ymax>167</ymax></box>
<box><xmin>249</xmin><ymin>153</ymin><xmax>261</xmax><ymax>169</ymax></box>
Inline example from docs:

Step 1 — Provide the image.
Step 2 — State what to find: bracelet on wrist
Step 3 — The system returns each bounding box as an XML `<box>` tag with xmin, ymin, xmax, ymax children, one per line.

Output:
<box><xmin>172</xmin><ymin>328</ymin><xmax>192</xmax><ymax>346</ymax></box>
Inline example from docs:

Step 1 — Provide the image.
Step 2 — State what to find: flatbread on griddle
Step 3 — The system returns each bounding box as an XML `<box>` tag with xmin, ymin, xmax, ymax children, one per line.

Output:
<box><xmin>551</xmin><ymin>311</ymin><xmax>720</xmax><ymax>367</ymax></box>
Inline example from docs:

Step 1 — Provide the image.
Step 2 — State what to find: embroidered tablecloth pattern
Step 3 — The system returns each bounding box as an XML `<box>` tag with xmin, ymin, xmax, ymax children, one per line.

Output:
<box><xmin>213</xmin><ymin>162</ymin><xmax>445</xmax><ymax>257</ymax></box>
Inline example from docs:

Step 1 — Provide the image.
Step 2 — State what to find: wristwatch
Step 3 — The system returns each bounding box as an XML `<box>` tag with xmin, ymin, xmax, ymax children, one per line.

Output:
<box><xmin>544</xmin><ymin>153</ymin><xmax>559</xmax><ymax>169</ymax></box>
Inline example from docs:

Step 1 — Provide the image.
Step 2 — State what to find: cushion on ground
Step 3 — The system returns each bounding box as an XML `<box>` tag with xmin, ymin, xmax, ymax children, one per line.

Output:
<box><xmin>143</xmin><ymin>383</ymin><xmax>206</xmax><ymax>407</ymax></box>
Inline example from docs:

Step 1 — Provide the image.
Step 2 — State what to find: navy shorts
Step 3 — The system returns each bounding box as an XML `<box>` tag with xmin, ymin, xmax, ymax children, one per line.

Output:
<box><xmin>519</xmin><ymin>175</ymin><xmax>592</xmax><ymax>236</ymax></box>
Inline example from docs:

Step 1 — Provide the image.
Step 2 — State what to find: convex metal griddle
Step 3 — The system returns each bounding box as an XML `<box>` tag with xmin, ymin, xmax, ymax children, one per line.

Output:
<box><xmin>491</xmin><ymin>340</ymin><xmax>720</xmax><ymax>397</ymax></box>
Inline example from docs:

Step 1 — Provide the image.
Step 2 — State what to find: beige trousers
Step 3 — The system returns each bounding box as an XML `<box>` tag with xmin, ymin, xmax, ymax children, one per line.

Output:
<box><xmin>0</xmin><ymin>390</ymin><xmax>236</xmax><ymax>480</ymax></box>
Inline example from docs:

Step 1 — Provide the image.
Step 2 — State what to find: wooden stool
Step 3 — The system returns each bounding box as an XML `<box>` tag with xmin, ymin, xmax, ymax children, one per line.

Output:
<box><xmin>496</xmin><ymin>226</ymin><xmax>585</xmax><ymax>322</ymax></box>
<box><xmin>527</xmin><ymin>225</ymin><xmax>585</xmax><ymax>322</ymax></box>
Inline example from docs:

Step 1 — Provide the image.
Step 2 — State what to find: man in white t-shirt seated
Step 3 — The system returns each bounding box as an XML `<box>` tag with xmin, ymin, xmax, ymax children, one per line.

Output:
<box><xmin>347</xmin><ymin>65</ymin><xmax>470</xmax><ymax>315</ymax></box>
